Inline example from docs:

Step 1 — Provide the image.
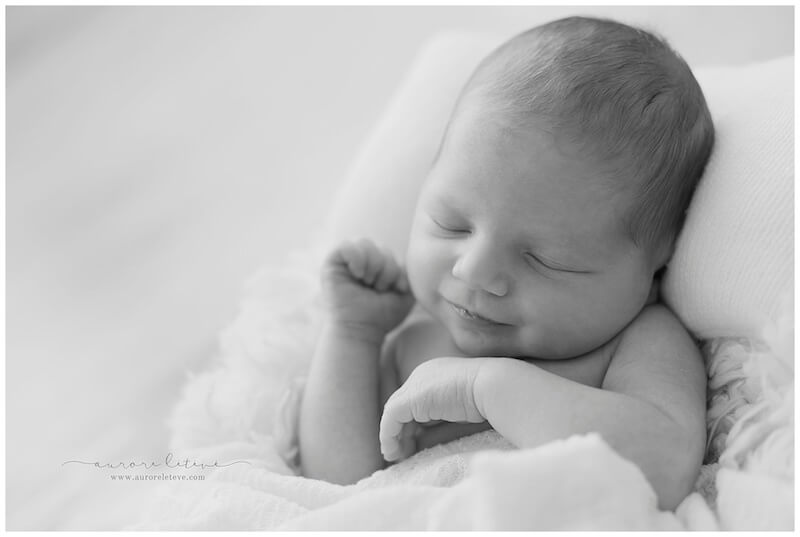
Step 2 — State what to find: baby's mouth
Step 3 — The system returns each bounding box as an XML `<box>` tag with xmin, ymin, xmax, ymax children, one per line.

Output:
<box><xmin>448</xmin><ymin>301</ymin><xmax>506</xmax><ymax>326</ymax></box>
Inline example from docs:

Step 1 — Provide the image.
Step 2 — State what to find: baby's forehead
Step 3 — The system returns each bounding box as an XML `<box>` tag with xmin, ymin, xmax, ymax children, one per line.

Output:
<box><xmin>445</xmin><ymin>104</ymin><xmax>638</xmax><ymax>189</ymax></box>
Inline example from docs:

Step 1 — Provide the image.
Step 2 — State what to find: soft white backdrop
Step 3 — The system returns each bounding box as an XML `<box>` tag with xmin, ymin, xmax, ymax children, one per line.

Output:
<box><xmin>6</xmin><ymin>5</ymin><xmax>793</xmax><ymax>530</ymax></box>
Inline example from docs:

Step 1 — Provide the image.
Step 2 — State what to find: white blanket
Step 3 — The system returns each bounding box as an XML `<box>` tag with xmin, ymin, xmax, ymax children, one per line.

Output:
<box><xmin>131</xmin><ymin>430</ymin><xmax>715</xmax><ymax>530</ymax></box>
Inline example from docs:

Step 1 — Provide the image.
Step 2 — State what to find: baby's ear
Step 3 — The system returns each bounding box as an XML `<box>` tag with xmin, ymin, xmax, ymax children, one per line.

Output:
<box><xmin>652</xmin><ymin>237</ymin><xmax>675</xmax><ymax>272</ymax></box>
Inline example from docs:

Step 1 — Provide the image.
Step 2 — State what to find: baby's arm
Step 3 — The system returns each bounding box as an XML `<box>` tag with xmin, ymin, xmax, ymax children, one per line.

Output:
<box><xmin>410</xmin><ymin>351</ymin><xmax>606</xmax><ymax>452</ymax></box>
<box><xmin>298</xmin><ymin>240</ymin><xmax>414</xmax><ymax>484</ymax></box>
<box><xmin>474</xmin><ymin>305</ymin><xmax>706</xmax><ymax>510</ymax></box>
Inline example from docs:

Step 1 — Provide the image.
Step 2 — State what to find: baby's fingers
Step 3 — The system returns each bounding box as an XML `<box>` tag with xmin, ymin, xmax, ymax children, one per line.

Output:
<box><xmin>380</xmin><ymin>412</ymin><xmax>406</xmax><ymax>461</ymax></box>
<box><xmin>332</xmin><ymin>241</ymin><xmax>367</xmax><ymax>280</ymax></box>
<box><xmin>373</xmin><ymin>248</ymin><xmax>402</xmax><ymax>292</ymax></box>
<box><xmin>380</xmin><ymin>389</ymin><xmax>425</xmax><ymax>461</ymax></box>
<box><xmin>357</xmin><ymin>239</ymin><xmax>386</xmax><ymax>286</ymax></box>
<box><xmin>327</xmin><ymin>240</ymin><xmax>409</xmax><ymax>293</ymax></box>
<box><xmin>397</xmin><ymin>422</ymin><xmax>419</xmax><ymax>461</ymax></box>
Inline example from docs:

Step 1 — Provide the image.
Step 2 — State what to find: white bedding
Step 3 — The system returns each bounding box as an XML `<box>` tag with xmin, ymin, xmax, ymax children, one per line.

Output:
<box><xmin>132</xmin><ymin>431</ymin><xmax>707</xmax><ymax>531</ymax></box>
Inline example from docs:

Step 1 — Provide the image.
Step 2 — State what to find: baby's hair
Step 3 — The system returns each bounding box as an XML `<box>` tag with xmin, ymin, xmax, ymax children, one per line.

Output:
<box><xmin>454</xmin><ymin>16</ymin><xmax>715</xmax><ymax>259</ymax></box>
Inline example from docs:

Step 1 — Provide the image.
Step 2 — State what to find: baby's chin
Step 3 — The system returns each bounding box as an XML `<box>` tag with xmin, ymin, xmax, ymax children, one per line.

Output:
<box><xmin>446</xmin><ymin>323</ymin><xmax>533</xmax><ymax>359</ymax></box>
<box><xmin>445</xmin><ymin>319</ymin><xmax>602</xmax><ymax>360</ymax></box>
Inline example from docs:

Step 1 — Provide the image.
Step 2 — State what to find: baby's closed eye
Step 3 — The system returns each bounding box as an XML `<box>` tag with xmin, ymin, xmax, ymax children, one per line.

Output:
<box><xmin>523</xmin><ymin>251</ymin><xmax>592</xmax><ymax>274</ymax></box>
<box><xmin>428</xmin><ymin>213</ymin><xmax>471</xmax><ymax>235</ymax></box>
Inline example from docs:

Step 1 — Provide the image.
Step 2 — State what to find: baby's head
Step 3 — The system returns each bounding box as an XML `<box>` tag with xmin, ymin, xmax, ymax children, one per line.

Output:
<box><xmin>406</xmin><ymin>16</ymin><xmax>714</xmax><ymax>359</ymax></box>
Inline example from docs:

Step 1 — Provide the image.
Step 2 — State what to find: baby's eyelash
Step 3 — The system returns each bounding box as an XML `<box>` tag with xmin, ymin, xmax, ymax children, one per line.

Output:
<box><xmin>431</xmin><ymin>216</ymin><xmax>470</xmax><ymax>234</ymax></box>
<box><xmin>524</xmin><ymin>252</ymin><xmax>589</xmax><ymax>274</ymax></box>
<box><xmin>524</xmin><ymin>253</ymin><xmax>557</xmax><ymax>271</ymax></box>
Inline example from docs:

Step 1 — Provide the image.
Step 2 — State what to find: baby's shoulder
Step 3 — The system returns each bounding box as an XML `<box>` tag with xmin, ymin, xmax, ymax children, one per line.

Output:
<box><xmin>616</xmin><ymin>303</ymin><xmax>695</xmax><ymax>348</ymax></box>
<box><xmin>604</xmin><ymin>304</ymin><xmax>703</xmax><ymax>390</ymax></box>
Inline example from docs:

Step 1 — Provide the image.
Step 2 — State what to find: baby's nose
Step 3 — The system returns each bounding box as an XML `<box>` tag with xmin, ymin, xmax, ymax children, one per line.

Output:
<box><xmin>451</xmin><ymin>246</ymin><xmax>509</xmax><ymax>297</ymax></box>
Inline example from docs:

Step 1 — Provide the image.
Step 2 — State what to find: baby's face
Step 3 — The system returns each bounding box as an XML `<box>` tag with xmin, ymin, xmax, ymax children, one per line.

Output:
<box><xmin>406</xmin><ymin>108</ymin><xmax>656</xmax><ymax>359</ymax></box>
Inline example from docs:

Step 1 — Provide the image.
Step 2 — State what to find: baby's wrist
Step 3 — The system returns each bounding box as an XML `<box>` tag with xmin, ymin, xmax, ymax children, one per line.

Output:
<box><xmin>472</xmin><ymin>357</ymin><xmax>511</xmax><ymax>420</ymax></box>
<box><xmin>325</xmin><ymin>318</ymin><xmax>388</xmax><ymax>346</ymax></box>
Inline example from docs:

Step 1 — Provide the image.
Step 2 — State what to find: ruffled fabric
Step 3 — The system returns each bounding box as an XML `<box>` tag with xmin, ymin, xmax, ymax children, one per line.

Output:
<box><xmin>700</xmin><ymin>296</ymin><xmax>793</xmax><ymax>529</ymax></box>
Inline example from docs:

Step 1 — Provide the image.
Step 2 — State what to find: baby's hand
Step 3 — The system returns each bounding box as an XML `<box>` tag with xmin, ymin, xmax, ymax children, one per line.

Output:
<box><xmin>321</xmin><ymin>239</ymin><xmax>415</xmax><ymax>340</ymax></box>
<box><xmin>379</xmin><ymin>357</ymin><xmax>488</xmax><ymax>462</ymax></box>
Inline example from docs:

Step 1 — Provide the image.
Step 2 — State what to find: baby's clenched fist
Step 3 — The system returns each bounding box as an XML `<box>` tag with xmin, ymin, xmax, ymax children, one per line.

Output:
<box><xmin>321</xmin><ymin>239</ymin><xmax>415</xmax><ymax>339</ymax></box>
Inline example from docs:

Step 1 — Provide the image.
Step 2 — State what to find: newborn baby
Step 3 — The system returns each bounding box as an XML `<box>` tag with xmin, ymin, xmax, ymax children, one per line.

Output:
<box><xmin>297</xmin><ymin>16</ymin><xmax>714</xmax><ymax>510</ymax></box>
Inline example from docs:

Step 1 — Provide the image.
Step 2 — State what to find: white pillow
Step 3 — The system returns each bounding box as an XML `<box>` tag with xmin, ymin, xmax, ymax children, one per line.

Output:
<box><xmin>661</xmin><ymin>58</ymin><xmax>793</xmax><ymax>340</ymax></box>
<box><xmin>323</xmin><ymin>32</ymin><xmax>793</xmax><ymax>341</ymax></box>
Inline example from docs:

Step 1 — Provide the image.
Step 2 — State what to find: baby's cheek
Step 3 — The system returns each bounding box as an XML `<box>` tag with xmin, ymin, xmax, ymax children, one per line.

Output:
<box><xmin>514</xmin><ymin>298</ymin><xmax>592</xmax><ymax>357</ymax></box>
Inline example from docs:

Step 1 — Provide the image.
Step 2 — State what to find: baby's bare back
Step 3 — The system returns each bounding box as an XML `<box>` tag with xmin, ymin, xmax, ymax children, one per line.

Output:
<box><xmin>380</xmin><ymin>307</ymin><xmax>617</xmax><ymax>452</ymax></box>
